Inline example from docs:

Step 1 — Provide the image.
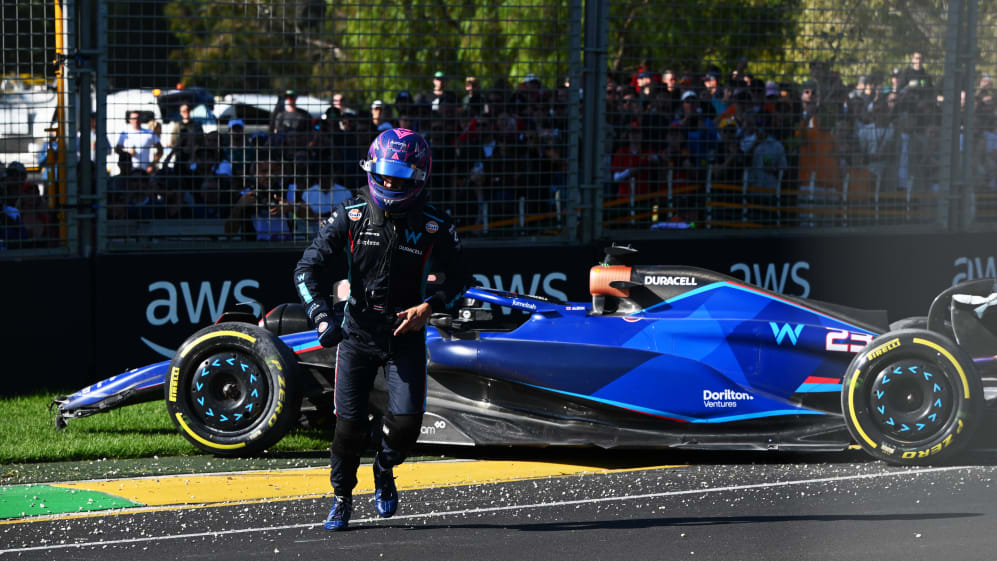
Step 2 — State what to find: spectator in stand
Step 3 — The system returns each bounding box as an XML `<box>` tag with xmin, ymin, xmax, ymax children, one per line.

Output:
<box><xmin>193</xmin><ymin>131</ymin><xmax>229</xmax><ymax>185</ymax></box>
<box><xmin>370</xmin><ymin>100</ymin><xmax>393</xmax><ymax>132</ymax></box>
<box><xmin>281</xmin><ymin>152</ymin><xmax>352</xmax><ymax>238</ymax></box>
<box><xmin>163</xmin><ymin>102</ymin><xmax>203</xmax><ymax>176</ymax></box>
<box><xmin>425</xmin><ymin>89</ymin><xmax>462</xmax><ymax>207</ymax></box>
<box><xmin>714</xmin><ymin>87</ymin><xmax>754</xmax><ymax>130</ymax></box>
<box><xmin>462</xmin><ymin>76</ymin><xmax>483</xmax><ymax>117</ymax></box>
<box><xmin>888</xmin><ymin>67</ymin><xmax>901</xmax><ymax>95</ymax></box>
<box><xmin>272</xmin><ymin>90</ymin><xmax>313</xmax><ymax>140</ymax></box>
<box><xmin>5</xmin><ymin>161</ymin><xmax>56</xmax><ymax>246</ymax></box>
<box><xmin>703</xmin><ymin>67</ymin><xmax>726</xmax><ymax>115</ymax></box>
<box><xmin>430</xmin><ymin>71</ymin><xmax>457</xmax><ymax>113</ymax></box>
<box><xmin>518</xmin><ymin>73</ymin><xmax>543</xmax><ymax>105</ymax></box>
<box><xmin>977</xmin><ymin>110</ymin><xmax>997</xmax><ymax>190</ymax></box>
<box><xmin>115</xmin><ymin>110</ymin><xmax>163</xmax><ymax>175</ymax></box>
<box><xmin>331</xmin><ymin>92</ymin><xmax>347</xmax><ymax>115</ymax></box>
<box><xmin>611</xmin><ymin>121</ymin><xmax>658</xmax><ymax>197</ymax></box>
<box><xmin>891</xmin><ymin>105</ymin><xmax>933</xmax><ymax>194</ymax></box>
<box><xmin>846</xmin><ymin>75</ymin><xmax>872</xmax><ymax>118</ymax></box>
<box><xmin>660</xmin><ymin>122</ymin><xmax>696</xmax><ymax>219</ymax></box>
<box><xmin>226</xmin><ymin>119</ymin><xmax>254</xmax><ymax>189</ymax></box>
<box><xmin>626</xmin><ymin>60</ymin><xmax>657</xmax><ymax>93</ymax></box>
<box><xmin>977</xmin><ymin>74</ymin><xmax>994</xmax><ymax>99</ymax></box>
<box><xmin>772</xmin><ymin>82</ymin><xmax>799</xmax><ymax>144</ymax></box>
<box><xmin>225</xmin><ymin>155</ymin><xmax>292</xmax><ymax>241</ymax></box>
<box><xmin>387</xmin><ymin>91</ymin><xmax>421</xmax><ymax>133</ymax></box>
<box><xmin>799</xmin><ymin>80</ymin><xmax>820</xmax><ymax>127</ymax></box>
<box><xmin>107</xmin><ymin>169</ymin><xmax>157</xmax><ymax>220</ymax></box>
<box><xmin>191</xmin><ymin>171</ymin><xmax>233</xmax><ymax>220</ymax></box>
<box><xmin>749</xmin><ymin>117</ymin><xmax>788</xmax><ymax>190</ymax></box>
<box><xmin>975</xmin><ymin>74</ymin><xmax>994</xmax><ymax>121</ymax></box>
<box><xmin>396</xmin><ymin>112</ymin><xmax>417</xmax><ymax>133</ymax></box>
<box><xmin>332</xmin><ymin>111</ymin><xmax>367</xmax><ymax>189</ymax></box>
<box><xmin>712</xmin><ymin>122</ymin><xmax>747</xmax><ymax>184</ymax></box>
<box><xmin>660</xmin><ymin>69</ymin><xmax>682</xmax><ymax>109</ymax></box>
<box><xmin>855</xmin><ymin>97</ymin><xmax>896</xmax><ymax>189</ymax></box>
<box><xmin>1</xmin><ymin>164</ymin><xmax>29</xmax><ymax>250</ymax></box>
<box><xmin>149</xmin><ymin>166</ymin><xmax>192</xmax><ymax>220</ymax></box>
<box><xmin>528</xmin><ymin>135</ymin><xmax>567</xmax><ymax>218</ymax></box>
<box><xmin>59</xmin><ymin>113</ymin><xmax>109</xmax><ymax>183</ymax></box>
<box><xmin>897</xmin><ymin>51</ymin><xmax>933</xmax><ymax>96</ymax></box>
<box><xmin>675</xmin><ymin>90</ymin><xmax>718</xmax><ymax>175</ymax></box>
<box><xmin>795</xmin><ymin>78</ymin><xmax>843</xmax><ymax>190</ymax></box>
<box><xmin>636</xmin><ymin>70</ymin><xmax>656</xmax><ymax>99</ymax></box>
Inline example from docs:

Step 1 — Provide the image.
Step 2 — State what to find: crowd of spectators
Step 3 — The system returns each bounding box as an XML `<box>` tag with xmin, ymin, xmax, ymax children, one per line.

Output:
<box><xmin>604</xmin><ymin>52</ymin><xmax>994</xmax><ymax>224</ymax></box>
<box><xmin>101</xmin><ymin>75</ymin><xmax>574</xmax><ymax>239</ymax></box>
<box><xmin>34</xmin><ymin>54</ymin><xmax>995</xmax><ymax>244</ymax></box>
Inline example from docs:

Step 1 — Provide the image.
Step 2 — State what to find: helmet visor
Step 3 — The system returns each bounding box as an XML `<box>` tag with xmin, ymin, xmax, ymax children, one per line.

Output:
<box><xmin>361</xmin><ymin>157</ymin><xmax>427</xmax><ymax>183</ymax></box>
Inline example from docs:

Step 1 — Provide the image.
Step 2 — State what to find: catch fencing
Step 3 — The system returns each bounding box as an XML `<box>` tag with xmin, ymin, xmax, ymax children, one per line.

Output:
<box><xmin>1</xmin><ymin>0</ymin><xmax>995</xmax><ymax>255</ymax></box>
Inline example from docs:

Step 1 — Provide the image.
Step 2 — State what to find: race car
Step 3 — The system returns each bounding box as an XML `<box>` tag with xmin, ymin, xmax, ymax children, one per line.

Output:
<box><xmin>52</xmin><ymin>245</ymin><xmax>997</xmax><ymax>465</ymax></box>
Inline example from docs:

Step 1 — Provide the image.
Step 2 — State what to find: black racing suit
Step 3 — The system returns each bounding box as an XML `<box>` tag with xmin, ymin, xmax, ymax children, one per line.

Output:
<box><xmin>293</xmin><ymin>192</ymin><xmax>467</xmax><ymax>495</ymax></box>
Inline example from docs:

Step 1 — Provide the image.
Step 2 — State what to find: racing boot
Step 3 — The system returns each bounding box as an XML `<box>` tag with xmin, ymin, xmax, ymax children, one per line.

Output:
<box><xmin>372</xmin><ymin>457</ymin><xmax>398</xmax><ymax>518</ymax></box>
<box><xmin>323</xmin><ymin>495</ymin><xmax>353</xmax><ymax>531</ymax></box>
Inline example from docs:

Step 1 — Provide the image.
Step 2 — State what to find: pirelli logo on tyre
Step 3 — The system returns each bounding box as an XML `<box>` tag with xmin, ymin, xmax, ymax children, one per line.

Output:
<box><xmin>168</xmin><ymin>366</ymin><xmax>180</xmax><ymax>402</ymax></box>
<box><xmin>864</xmin><ymin>337</ymin><xmax>901</xmax><ymax>362</ymax></box>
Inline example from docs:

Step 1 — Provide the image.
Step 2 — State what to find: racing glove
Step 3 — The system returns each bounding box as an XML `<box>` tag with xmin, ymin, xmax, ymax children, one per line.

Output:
<box><xmin>307</xmin><ymin>301</ymin><xmax>343</xmax><ymax>348</ymax></box>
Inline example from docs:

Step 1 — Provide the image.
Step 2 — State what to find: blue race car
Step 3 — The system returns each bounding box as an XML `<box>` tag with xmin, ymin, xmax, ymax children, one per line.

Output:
<box><xmin>53</xmin><ymin>246</ymin><xmax>997</xmax><ymax>465</ymax></box>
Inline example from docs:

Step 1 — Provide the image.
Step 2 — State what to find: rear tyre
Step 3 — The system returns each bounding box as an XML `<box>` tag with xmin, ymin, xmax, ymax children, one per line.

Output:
<box><xmin>841</xmin><ymin>329</ymin><xmax>982</xmax><ymax>465</ymax></box>
<box><xmin>889</xmin><ymin>316</ymin><xmax>928</xmax><ymax>331</ymax></box>
<box><xmin>165</xmin><ymin>322</ymin><xmax>301</xmax><ymax>456</ymax></box>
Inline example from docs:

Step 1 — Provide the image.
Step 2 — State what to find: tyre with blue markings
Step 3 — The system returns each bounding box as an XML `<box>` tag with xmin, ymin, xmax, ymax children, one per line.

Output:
<box><xmin>164</xmin><ymin>323</ymin><xmax>302</xmax><ymax>456</ymax></box>
<box><xmin>841</xmin><ymin>329</ymin><xmax>982</xmax><ymax>465</ymax></box>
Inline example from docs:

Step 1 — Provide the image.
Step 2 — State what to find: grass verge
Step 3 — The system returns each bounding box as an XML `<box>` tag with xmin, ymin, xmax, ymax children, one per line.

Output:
<box><xmin>0</xmin><ymin>392</ymin><xmax>332</xmax><ymax>465</ymax></box>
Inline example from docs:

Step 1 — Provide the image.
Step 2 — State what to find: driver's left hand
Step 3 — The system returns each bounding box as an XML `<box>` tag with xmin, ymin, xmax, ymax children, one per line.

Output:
<box><xmin>394</xmin><ymin>302</ymin><xmax>433</xmax><ymax>336</ymax></box>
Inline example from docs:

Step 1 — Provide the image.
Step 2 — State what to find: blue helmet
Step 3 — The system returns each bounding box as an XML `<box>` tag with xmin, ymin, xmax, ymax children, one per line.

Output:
<box><xmin>360</xmin><ymin>128</ymin><xmax>431</xmax><ymax>210</ymax></box>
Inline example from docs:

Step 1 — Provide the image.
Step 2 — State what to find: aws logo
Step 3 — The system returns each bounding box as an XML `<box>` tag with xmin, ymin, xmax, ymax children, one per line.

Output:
<box><xmin>142</xmin><ymin>279</ymin><xmax>262</xmax><ymax>358</ymax></box>
<box><xmin>769</xmin><ymin>322</ymin><xmax>804</xmax><ymax>346</ymax></box>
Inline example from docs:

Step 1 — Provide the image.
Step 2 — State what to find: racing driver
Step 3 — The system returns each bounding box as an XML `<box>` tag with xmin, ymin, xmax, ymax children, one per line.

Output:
<box><xmin>293</xmin><ymin>128</ymin><xmax>467</xmax><ymax>531</ymax></box>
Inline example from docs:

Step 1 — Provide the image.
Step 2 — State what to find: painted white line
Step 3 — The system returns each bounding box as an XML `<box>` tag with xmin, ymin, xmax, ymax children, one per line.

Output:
<box><xmin>0</xmin><ymin>465</ymin><xmax>976</xmax><ymax>555</ymax></box>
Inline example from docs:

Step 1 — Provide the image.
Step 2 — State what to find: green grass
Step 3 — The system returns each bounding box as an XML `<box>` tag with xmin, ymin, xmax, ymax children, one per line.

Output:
<box><xmin>0</xmin><ymin>392</ymin><xmax>332</xmax><ymax>464</ymax></box>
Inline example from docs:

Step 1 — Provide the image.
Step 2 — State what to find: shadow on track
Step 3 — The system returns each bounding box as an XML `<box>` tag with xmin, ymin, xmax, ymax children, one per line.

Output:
<box><xmin>362</xmin><ymin>511</ymin><xmax>981</xmax><ymax>533</ymax></box>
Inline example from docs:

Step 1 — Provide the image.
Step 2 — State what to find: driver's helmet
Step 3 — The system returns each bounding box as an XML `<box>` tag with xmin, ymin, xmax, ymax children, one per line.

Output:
<box><xmin>360</xmin><ymin>128</ymin><xmax>431</xmax><ymax>210</ymax></box>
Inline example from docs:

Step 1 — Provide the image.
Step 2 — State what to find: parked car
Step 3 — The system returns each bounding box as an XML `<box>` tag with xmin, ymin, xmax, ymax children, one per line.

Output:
<box><xmin>53</xmin><ymin>245</ymin><xmax>997</xmax><ymax>465</ymax></box>
<box><xmin>0</xmin><ymin>76</ymin><xmax>59</xmax><ymax>169</ymax></box>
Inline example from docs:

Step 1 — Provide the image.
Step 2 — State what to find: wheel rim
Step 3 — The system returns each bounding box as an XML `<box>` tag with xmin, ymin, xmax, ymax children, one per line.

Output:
<box><xmin>188</xmin><ymin>351</ymin><xmax>267</xmax><ymax>431</ymax></box>
<box><xmin>868</xmin><ymin>359</ymin><xmax>954</xmax><ymax>444</ymax></box>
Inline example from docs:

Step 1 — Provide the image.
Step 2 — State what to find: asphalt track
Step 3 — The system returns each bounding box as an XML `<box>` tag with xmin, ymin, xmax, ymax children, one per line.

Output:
<box><xmin>3</xmin><ymin>449</ymin><xmax>997</xmax><ymax>561</ymax></box>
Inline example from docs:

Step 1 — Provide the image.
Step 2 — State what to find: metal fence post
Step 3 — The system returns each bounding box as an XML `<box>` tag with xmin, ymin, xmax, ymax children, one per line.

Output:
<box><xmin>959</xmin><ymin>0</ymin><xmax>979</xmax><ymax>230</ymax></box>
<box><xmin>939</xmin><ymin>0</ymin><xmax>965</xmax><ymax>231</ymax></box>
<box><xmin>58</xmin><ymin>0</ymin><xmax>81</xmax><ymax>255</ymax></box>
<box><xmin>581</xmin><ymin>0</ymin><xmax>608</xmax><ymax>243</ymax></box>
<box><xmin>94</xmin><ymin>0</ymin><xmax>108</xmax><ymax>252</ymax></box>
<box><xmin>565</xmin><ymin>0</ymin><xmax>583</xmax><ymax>241</ymax></box>
<box><xmin>75</xmin><ymin>0</ymin><xmax>100</xmax><ymax>257</ymax></box>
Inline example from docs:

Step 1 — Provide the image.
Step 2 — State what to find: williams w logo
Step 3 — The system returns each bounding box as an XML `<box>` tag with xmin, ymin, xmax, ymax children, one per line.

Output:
<box><xmin>769</xmin><ymin>322</ymin><xmax>804</xmax><ymax>346</ymax></box>
<box><xmin>404</xmin><ymin>229</ymin><xmax>422</xmax><ymax>244</ymax></box>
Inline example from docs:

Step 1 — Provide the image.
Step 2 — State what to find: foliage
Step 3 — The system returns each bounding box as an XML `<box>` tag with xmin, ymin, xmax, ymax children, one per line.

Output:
<box><xmin>155</xmin><ymin>0</ymin><xmax>997</xmax><ymax>98</ymax></box>
<box><xmin>161</xmin><ymin>0</ymin><xmax>574</xmax><ymax>99</ymax></box>
<box><xmin>606</xmin><ymin>0</ymin><xmax>800</xmax><ymax>78</ymax></box>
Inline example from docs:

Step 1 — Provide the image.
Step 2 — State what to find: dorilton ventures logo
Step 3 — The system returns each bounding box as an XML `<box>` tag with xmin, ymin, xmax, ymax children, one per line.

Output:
<box><xmin>703</xmin><ymin>388</ymin><xmax>754</xmax><ymax>408</ymax></box>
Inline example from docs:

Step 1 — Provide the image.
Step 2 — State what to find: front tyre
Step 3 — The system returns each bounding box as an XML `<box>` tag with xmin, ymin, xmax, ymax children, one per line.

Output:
<box><xmin>841</xmin><ymin>329</ymin><xmax>982</xmax><ymax>465</ymax></box>
<box><xmin>165</xmin><ymin>323</ymin><xmax>301</xmax><ymax>456</ymax></box>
